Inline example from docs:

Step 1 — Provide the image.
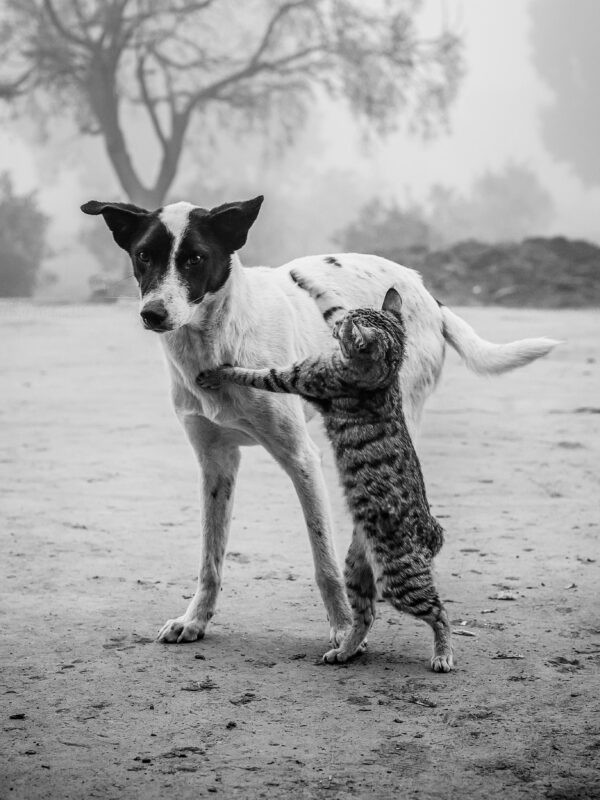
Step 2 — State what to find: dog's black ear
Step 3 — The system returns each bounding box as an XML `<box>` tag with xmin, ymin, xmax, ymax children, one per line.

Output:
<box><xmin>81</xmin><ymin>200</ymin><xmax>150</xmax><ymax>251</ymax></box>
<box><xmin>206</xmin><ymin>195</ymin><xmax>263</xmax><ymax>252</ymax></box>
<box><xmin>382</xmin><ymin>287</ymin><xmax>402</xmax><ymax>317</ymax></box>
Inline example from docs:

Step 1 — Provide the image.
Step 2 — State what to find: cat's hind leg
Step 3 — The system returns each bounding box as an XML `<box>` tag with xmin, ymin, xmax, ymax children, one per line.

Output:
<box><xmin>323</xmin><ymin>531</ymin><xmax>377</xmax><ymax>663</ymax></box>
<box><xmin>383</xmin><ymin>554</ymin><xmax>454</xmax><ymax>673</ymax></box>
<box><xmin>423</xmin><ymin>602</ymin><xmax>453</xmax><ymax>673</ymax></box>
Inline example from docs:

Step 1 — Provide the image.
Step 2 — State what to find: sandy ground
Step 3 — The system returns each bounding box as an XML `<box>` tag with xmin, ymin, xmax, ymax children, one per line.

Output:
<box><xmin>1</xmin><ymin>301</ymin><xmax>599</xmax><ymax>799</ymax></box>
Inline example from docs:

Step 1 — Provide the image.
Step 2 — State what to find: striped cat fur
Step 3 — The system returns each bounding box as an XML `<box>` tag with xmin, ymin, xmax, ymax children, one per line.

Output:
<box><xmin>196</xmin><ymin>271</ymin><xmax>453</xmax><ymax>672</ymax></box>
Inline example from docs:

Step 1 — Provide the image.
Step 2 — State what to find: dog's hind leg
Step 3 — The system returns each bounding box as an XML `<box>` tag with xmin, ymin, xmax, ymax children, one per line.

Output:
<box><xmin>158</xmin><ymin>415</ymin><xmax>240</xmax><ymax>644</ymax></box>
<box><xmin>250</xmin><ymin>407</ymin><xmax>352</xmax><ymax>646</ymax></box>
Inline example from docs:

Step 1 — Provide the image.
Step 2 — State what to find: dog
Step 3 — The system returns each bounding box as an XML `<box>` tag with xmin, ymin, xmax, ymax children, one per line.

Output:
<box><xmin>81</xmin><ymin>195</ymin><xmax>558</xmax><ymax>645</ymax></box>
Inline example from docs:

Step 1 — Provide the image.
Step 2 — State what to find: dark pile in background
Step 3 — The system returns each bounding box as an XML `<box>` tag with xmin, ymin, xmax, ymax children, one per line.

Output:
<box><xmin>391</xmin><ymin>237</ymin><xmax>600</xmax><ymax>308</ymax></box>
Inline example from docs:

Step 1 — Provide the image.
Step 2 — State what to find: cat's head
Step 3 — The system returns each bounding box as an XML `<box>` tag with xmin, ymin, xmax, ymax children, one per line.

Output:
<box><xmin>334</xmin><ymin>288</ymin><xmax>405</xmax><ymax>386</ymax></box>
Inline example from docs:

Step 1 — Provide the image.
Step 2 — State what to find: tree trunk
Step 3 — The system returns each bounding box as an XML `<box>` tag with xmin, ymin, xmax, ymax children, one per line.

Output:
<box><xmin>84</xmin><ymin>61</ymin><xmax>191</xmax><ymax>288</ymax></box>
<box><xmin>86</xmin><ymin>65</ymin><xmax>187</xmax><ymax>210</ymax></box>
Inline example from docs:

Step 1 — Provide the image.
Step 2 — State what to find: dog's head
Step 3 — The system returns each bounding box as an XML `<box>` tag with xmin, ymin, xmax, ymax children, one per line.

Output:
<box><xmin>81</xmin><ymin>196</ymin><xmax>263</xmax><ymax>332</ymax></box>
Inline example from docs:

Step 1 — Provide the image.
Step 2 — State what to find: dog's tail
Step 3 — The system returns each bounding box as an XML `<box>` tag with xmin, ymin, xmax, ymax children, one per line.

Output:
<box><xmin>290</xmin><ymin>269</ymin><xmax>348</xmax><ymax>330</ymax></box>
<box><xmin>440</xmin><ymin>305</ymin><xmax>560</xmax><ymax>375</ymax></box>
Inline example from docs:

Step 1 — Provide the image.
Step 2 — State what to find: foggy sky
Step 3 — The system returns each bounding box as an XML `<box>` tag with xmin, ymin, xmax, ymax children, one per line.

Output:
<box><xmin>1</xmin><ymin>0</ymin><xmax>599</xmax><ymax>296</ymax></box>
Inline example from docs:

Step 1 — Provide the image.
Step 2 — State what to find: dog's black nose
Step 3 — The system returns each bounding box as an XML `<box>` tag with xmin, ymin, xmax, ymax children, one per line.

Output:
<box><xmin>140</xmin><ymin>300</ymin><xmax>169</xmax><ymax>331</ymax></box>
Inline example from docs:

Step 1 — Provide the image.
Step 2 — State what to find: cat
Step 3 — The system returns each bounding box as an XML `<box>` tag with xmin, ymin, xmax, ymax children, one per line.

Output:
<box><xmin>196</xmin><ymin>272</ymin><xmax>453</xmax><ymax>672</ymax></box>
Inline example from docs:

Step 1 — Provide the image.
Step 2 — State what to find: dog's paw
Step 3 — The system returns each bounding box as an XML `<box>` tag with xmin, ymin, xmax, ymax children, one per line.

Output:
<box><xmin>322</xmin><ymin>646</ymin><xmax>348</xmax><ymax>664</ymax></box>
<box><xmin>329</xmin><ymin>622</ymin><xmax>352</xmax><ymax>648</ymax></box>
<box><xmin>157</xmin><ymin>616</ymin><xmax>205</xmax><ymax>644</ymax></box>
<box><xmin>322</xmin><ymin>645</ymin><xmax>366</xmax><ymax>664</ymax></box>
<box><xmin>329</xmin><ymin>607</ymin><xmax>354</xmax><ymax>647</ymax></box>
<box><xmin>322</xmin><ymin>635</ymin><xmax>367</xmax><ymax>664</ymax></box>
<box><xmin>431</xmin><ymin>652</ymin><xmax>454</xmax><ymax>673</ymax></box>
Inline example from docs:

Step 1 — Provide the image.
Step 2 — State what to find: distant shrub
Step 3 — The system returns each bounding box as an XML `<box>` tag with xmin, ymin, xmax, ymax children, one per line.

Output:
<box><xmin>0</xmin><ymin>172</ymin><xmax>48</xmax><ymax>297</ymax></box>
<box><xmin>335</xmin><ymin>162</ymin><xmax>555</xmax><ymax>260</ymax></box>
<box><xmin>336</xmin><ymin>197</ymin><xmax>439</xmax><ymax>260</ymax></box>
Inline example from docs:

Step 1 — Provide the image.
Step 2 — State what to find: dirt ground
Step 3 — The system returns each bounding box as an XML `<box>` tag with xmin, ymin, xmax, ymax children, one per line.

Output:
<box><xmin>1</xmin><ymin>301</ymin><xmax>599</xmax><ymax>799</ymax></box>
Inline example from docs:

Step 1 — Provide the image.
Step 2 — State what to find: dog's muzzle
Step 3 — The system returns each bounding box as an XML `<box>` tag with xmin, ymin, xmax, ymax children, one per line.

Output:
<box><xmin>140</xmin><ymin>300</ymin><xmax>172</xmax><ymax>332</ymax></box>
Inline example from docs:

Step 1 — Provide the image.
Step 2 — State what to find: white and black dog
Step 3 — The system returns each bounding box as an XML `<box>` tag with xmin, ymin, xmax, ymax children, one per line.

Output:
<box><xmin>81</xmin><ymin>195</ymin><xmax>557</xmax><ymax>646</ymax></box>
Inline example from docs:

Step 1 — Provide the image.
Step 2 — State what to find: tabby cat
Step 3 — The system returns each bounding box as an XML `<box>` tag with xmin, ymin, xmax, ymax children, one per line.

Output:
<box><xmin>196</xmin><ymin>272</ymin><xmax>453</xmax><ymax>672</ymax></box>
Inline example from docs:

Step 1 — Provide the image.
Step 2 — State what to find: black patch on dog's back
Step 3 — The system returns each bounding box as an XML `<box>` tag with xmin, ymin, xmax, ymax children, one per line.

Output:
<box><xmin>323</xmin><ymin>305</ymin><xmax>344</xmax><ymax>322</ymax></box>
<box><xmin>324</xmin><ymin>256</ymin><xmax>343</xmax><ymax>268</ymax></box>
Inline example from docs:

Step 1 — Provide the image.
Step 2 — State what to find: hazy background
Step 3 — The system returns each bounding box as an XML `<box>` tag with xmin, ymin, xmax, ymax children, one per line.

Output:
<box><xmin>0</xmin><ymin>0</ymin><xmax>598</xmax><ymax>304</ymax></box>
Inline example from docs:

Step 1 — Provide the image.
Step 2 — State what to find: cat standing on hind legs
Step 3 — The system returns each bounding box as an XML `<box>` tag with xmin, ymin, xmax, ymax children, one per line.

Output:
<box><xmin>196</xmin><ymin>273</ymin><xmax>453</xmax><ymax>672</ymax></box>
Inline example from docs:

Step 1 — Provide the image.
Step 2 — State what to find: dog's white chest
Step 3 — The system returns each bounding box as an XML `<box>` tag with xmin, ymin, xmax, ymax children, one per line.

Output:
<box><xmin>161</xmin><ymin>328</ymin><xmax>245</xmax><ymax>426</ymax></box>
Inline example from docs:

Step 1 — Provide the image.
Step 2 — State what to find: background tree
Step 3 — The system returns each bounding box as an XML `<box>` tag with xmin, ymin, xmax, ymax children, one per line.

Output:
<box><xmin>530</xmin><ymin>0</ymin><xmax>600</xmax><ymax>185</ymax></box>
<box><xmin>429</xmin><ymin>162</ymin><xmax>554</xmax><ymax>244</ymax></box>
<box><xmin>0</xmin><ymin>0</ymin><xmax>463</xmax><ymax>208</ymax></box>
<box><xmin>0</xmin><ymin>172</ymin><xmax>48</xmax><ymax>296</ymax></box>
<box><xmin>336</xmin><ymin>196</ymin><xmax>437</xmax><ymax>259</ymax></box>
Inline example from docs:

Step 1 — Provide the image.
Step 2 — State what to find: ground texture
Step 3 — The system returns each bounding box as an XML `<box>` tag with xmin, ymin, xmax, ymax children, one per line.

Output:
<box><xmin>1</xmin><ymin>302</ymin><xmax>599</xmax><ymax>799</ymax></box>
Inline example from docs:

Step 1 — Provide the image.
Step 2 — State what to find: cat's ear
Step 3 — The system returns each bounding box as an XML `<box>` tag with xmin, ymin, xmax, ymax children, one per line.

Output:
<box><xmin>382</xmin><ymin>287</ymin><xmax>402</xmax><ymax>317</ymax></box>
<box><xmin>206</xmin><ymin>195</ymin><xmax>263</xmax><ymax>252</ymax></box>
<box><xmin>81</xmin><ymin>200</ymin><xmax>150</xmax><ymax>251</ymax></box>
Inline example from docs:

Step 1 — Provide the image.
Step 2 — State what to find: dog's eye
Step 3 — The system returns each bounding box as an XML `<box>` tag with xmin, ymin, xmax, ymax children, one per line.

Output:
<box><xmin>187</xmin><ymin>253</ymin><xmax>204</xmax><ymax>265</ymax></box>
<box><xmin>137</xmin><ymin>251</ymin><xmax>150</xmax><ymax>264</ymax></box>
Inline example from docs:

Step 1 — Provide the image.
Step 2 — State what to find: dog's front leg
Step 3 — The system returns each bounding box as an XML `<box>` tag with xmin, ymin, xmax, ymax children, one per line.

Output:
<box><xmin>250</xmin><ymin>404</ymin><xmax>352</xmax><ymax>645</ymax></box>
<box><xmin>157</xmin><ymin>415</ymin><xmax>240</xmax><ymax>644</ymax></box>
<box><xmin>289</xmin><ymin>443</ymin><xmax>353</xmax><ymax>646</ymax></box>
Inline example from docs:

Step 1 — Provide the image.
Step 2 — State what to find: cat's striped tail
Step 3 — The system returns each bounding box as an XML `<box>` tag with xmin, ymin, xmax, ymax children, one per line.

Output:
<box><xmin>440</xmin><ymin>305</ymin><xmax>560</xmax><ymax>375</ymax></box>
<box><xmin>290</xmin><ymin>269</ymin><xmax>348</xmax><ymax>329</ymax></box>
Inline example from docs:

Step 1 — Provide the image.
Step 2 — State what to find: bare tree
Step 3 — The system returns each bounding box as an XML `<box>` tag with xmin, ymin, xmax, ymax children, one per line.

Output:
<box><xmin>0</xmin><ymin>0</ymin><xmax>462</xmax><ymax>208</ymax></box>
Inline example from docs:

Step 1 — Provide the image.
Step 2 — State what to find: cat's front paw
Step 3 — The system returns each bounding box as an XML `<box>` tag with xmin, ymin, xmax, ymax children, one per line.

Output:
<box><xmin>196</xmin><ymin>369</ymin><xmax>226</xmax><ymax>389</ymax></box>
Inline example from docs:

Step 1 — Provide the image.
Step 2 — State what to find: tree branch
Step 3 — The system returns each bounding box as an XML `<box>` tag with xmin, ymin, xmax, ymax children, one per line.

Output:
<box><xmin>0</xmin><ymin>69</ymin><xmax>34</xmax><ymax>99</ymax></box>
<box><xmin>42</xmin><ymin>0</ymin><xmax>90</xmax><ymax>48</ymax></box>
<box><xmin>120</xmin><ymin>0</ymin><xmax>217</xmax><ymax>45</ymax></box>
<box><xmin>184</xmin><ymin>44</ymin><xmax>325</xmax><ymax>112</ymax></box>
<box><xmin>248</xmin><ymin>1</ymin><xmax>313</xmax><ymax>66</ymax></box>
<box><xmin>152</xmin><ymin>110</ymin><xmax>189</xmax><ymax>203</ymax></box>
<box><xmin>135</xmin><ymin>55</ymin><xmax>168</xmax><ymax>150</ymax></box>
<box><xmin>69</xmin><ymin>0</ymin><xmax>98</xmax><ymax>47</ymax></box>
